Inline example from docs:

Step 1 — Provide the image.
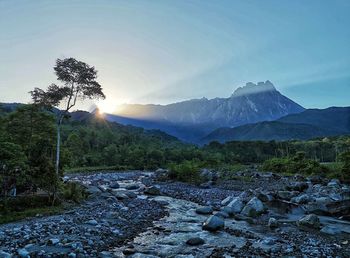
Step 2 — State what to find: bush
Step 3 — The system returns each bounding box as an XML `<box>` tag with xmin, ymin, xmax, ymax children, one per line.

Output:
<box><xmin>62</xmin><ymin>182</ymin><xmax>88</xmax><ymax>203</ymax></box>
<box><xmin>168</xmin><ymin>160</ymin><xmax>202</xmax><ymax>184</ymax></box>
<box><xmin>262</xmin><ymin>152</ymin><xmax>328</xmax><ymax>176</ymax></box>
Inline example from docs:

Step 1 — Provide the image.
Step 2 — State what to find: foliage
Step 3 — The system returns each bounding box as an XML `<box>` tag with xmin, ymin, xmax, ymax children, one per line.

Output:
<box><xmin>30</xmin><ymin>57</ymin><xmax>105</xmax><ymax>175</ymax></box>
<box><xmin>168</xmin><ymin>160</ymin><xmax>203</xmax><ymax>184</ymax></box>
<box><xmin>262</xmin><ymin>152</ymin><xmax>329</xmax><ymax>175</ymax></box>
<box><xmin>62</xmin><ymin>182</ymin><xmax>88</xmax><ymax>203</ymax></box>
<box><xmin>339</xmin><ymin>151</ymin><xmax>350</xmax><ymax>182</ymax></box>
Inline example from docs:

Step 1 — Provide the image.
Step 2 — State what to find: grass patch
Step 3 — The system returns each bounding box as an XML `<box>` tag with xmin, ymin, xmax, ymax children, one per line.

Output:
<box><xmin>64</xmin><ymin>165</ymin><xmax>131</xmax><ymax>174</ymax></box>
<box><xmin>0</xmin><ymin>205</ymin><xmax>63</xmax><ymax>224</ymax></box>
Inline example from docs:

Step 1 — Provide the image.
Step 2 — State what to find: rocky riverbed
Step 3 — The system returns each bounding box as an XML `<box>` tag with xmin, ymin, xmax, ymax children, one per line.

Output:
<box><xmin>0</xmin><ymin>170</ymin><xmax>349</xmax><ymax>257</ymax></box>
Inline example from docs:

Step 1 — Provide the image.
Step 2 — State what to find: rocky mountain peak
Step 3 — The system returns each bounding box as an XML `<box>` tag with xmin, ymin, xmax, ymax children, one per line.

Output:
<box><xmin>232</xmin><ymin>80</ymin><xmax>277</xmax><ymax>97</ymax></box>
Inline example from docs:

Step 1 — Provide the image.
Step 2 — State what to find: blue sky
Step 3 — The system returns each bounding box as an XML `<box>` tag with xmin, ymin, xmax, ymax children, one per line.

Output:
<box><xmin>0</xmin><ymin>0</ymin><xmax>349</xmax><ymax>111</ymax></box>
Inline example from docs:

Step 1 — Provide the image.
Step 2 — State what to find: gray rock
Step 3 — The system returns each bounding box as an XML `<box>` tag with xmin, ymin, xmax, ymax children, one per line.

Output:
<box><xmin>293</xmin><ymin>194</ymin><xmax>313</xmax><ymax>204</ymax></box>
<box><xmin>226</xmin><ymin>197</ymin><xmax>244</xmax><ymax>213</ymax></box>
<box><xmin>277</xmin><ymin>191</ymin><xmax>297</xmax><ymax>200</ymax></box>
<box><xmin>125</xmin><ymin>184</ymin><xmax>140</xmax><ymax>190</ymax></box>
<box><xmin>268</xmin><ymin>218</ymin><xmax>279</xmax><ymax>228</ymax></box>
<box><xmin>86</xmin><ymin>219</ymin><xmax>98</xmax><ymax>226</ymax></box>
<box><xmin>144</xmin><ymin>186</ymin><xmax>161</xmax><ymax>195</ymax></box>
<box><xmin>49</xmin><ymin>238</ymin><xmax>60</xmax><ymax>245</ymax></box>
<box><xmin>109</xmin><ymin>182</ymin><xmax>120</xmax><ymax>189</ymax></box>
<box><xmin>0</xmin><ymin>251</ymin><xmax>12</xmax><ymax>258</ymax></box>
<box><xmin>202</xmin><ymin>215</ymin><xmax>225</xmax><ymax>231</ymax></box>
<box><xmin>241</xmin><ymin>197</ymin><xmax>266</xmax><ymax>217</ymax></box>
<box><xmin>297</xmin><ymin>214</ymin><xmax>320</xmax><ymax>229</ymax></box>
<box><xmin>221</xmin><ymin>206</ymin><xmax>235</xmax><ymax>216</ymax></box>
<box><xmin>196</xmin><ymin>206</ymin><xmax>213</xmax><ymax>215</ymax></box>
<box><xmin>17</xmin><ymin>249</ymin><xmax>29</xmax><ymax>258</ymax></box>
<box><xmin>320</xmin><ymin>225</ymin><xmax>342</xmax><ymax>235</ymax></box>
<box><xmin>221</xmin><ymin>196</ymin><xmax>234</xmax><ymax>206</ymax></box>
<box><xmin>186</xmin><ymin>237</ymin><xmax>205</xmax><ymax>246</ymax></box>
<box><xmin>214</xmin><ymin>211</ymin><xmax>229</xmax><ymax>218</ymax></box>
<box><xmin>327</xmin><ymin>179</ymin><xmax>340</xmax><ymax>188</ymax></box>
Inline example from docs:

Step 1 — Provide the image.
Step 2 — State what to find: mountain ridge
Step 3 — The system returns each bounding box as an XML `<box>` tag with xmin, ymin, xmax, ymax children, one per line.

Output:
<box><xmin>109</xmin><ymin>81</ymin><xmax>304</xmax><ymax>142</ymax></box>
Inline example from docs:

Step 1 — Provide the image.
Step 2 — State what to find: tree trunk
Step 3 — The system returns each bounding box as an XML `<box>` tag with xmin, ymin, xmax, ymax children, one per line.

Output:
<box><xmin>55</xmin><ymin>115</ymin><xmax>63</xmax><ymax>176</ymax></box>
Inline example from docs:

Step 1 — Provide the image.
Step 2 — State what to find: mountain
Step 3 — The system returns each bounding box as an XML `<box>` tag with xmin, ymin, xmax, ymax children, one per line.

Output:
<box><xmin>108</xmin><ymin>81</ymin><xmax>304</xmax><ymax>142</ymax></box>
<box><xmin>201</xmin><ymin>107</ymin><xmax>350</xmax><ymax>143</ymax></box>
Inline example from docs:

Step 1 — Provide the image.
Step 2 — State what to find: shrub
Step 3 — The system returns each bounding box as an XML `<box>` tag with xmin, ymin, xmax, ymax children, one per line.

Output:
<box><xmin>62</xmin><ymin>182</ymin><xmax>87</xmax><ymax>203</ymax></box>
<box><xmin>168</xmin><ymin>160</ymin><xmax>202</xmax><ymax>184</ymax></box>
<box><xmin>262</xmin><ymin>152</ymin><xmax>328</xmax><ymax>176</ymax></box>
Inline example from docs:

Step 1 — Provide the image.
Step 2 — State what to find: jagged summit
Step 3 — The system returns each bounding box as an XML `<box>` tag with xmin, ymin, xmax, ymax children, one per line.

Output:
<box><xmin>232</xmin><ymin>80</ymin><xmax>276</xmax><ymax>97</ymax></box>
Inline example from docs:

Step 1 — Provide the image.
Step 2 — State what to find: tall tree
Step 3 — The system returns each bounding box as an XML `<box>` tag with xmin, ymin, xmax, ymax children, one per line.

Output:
<box><xmin>30</xmin><ymin>58</ymin><xmax>105</xmax><ymax>175</ymax></box>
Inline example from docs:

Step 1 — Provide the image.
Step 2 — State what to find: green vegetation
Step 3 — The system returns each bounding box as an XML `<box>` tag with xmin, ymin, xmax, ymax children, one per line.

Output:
<box><xmin>262</xmin><ymin>151</ymin><xmax>329</xmax><ymax>176</ymax></box>
<box><xmin>168</xmin><ymin>160</ymin><xmax>203</xmax><ymax>185</ymax></box>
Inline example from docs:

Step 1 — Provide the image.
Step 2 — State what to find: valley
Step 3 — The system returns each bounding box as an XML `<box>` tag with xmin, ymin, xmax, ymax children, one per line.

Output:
<box><xmin>0</xmin><ymin>170</ymin><xmax>349</xmax><ymax>257</ymax></box>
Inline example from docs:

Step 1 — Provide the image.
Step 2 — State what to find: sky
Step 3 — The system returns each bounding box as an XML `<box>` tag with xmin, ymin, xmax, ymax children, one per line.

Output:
<box><xmin>0</xmin><ymin>0</ymin><xmax>349</xmax><ymax>112</ymax></box>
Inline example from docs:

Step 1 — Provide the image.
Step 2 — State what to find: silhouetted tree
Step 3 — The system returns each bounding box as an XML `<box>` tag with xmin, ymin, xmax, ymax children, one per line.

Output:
<box><xmin>30</xmin><ymin>58</ymin><xmax>105</xmax><ymax>175</ymax></box>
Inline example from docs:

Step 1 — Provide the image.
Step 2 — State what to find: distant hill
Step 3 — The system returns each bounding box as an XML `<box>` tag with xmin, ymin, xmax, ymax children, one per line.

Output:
<box><xmin>201</xmin><ymin>107</ymin><xmax>350</xmax><ymax>143</ymax></box>
<box><xmin>107</xmin><ymin>81</ymin><xmax>304</xmax><ymax>142</ymax></box>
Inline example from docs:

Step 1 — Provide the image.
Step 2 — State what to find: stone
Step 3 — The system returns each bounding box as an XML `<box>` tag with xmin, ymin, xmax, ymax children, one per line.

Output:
<box><xmin>202</xmin><ymin>215</ymin><xmax>225</xmax><ymax>231</ymax></box>
<box><xmin>241</xmin><ymin>197</ymin><xmax>266</xmax><ymax>217</ymax></box>
<box><xmin>49</xmin><ymin>238</ymin><xmax>60</xmax><ymax>245</ymax></box>
<box><xmin>125</xmin><ymin>184</ymin><xmax>140</xmax><ymax>190</ymax></box>
<box><xmin>68</xmin><ymin>253</ymin><xmax>77</xmax><ymax>258</ymax></box>
<box><xmin>109</xmin><ymin>182</ymin><xmax>120</xmax><ymax>189</ymax></box>
<box><xmin>287</xmin><ymin>182</ymin><xmax>309</xmax><ymax>192</ymax></box>
<box><xmin>144</xmin><ymin>186</ymin><xmax>161</xmax><ymax>195</ymax></box>
<box><xmin>195</xmin><ymin>206</ymin><xmax>213</xmax><ymax>215</ymax></box>
<box><xmin>214</xmin><ymin>211</ymin><xmax>229</xmax><ymax>218</ymax></box>
<box><xmin>268</xmin><ymin>218</ymin><xmax>279</xmax><ymax>228</ymax></box>
<box><xmin>327</xmin><ymin>179</ymin><xmax>340</xmax><ymax>188</ymax></box>
<box><xmin>277</xmin><ymin>191</ymin><xmax>296</xmax><ymax>200</ymax></box>
<box><xmin>226</xmin><ymin>197</ymin><xmax>244</xmax><ymax>213</ymax></box>
<box><xmin>221</xmin><ymin>196</ymin><xmax>234</xmax><ymax>206</ymax></box>
<box><xmin>123</xmin><ymin>248</ymin><xmax>136</xmax><ymax>255</ymax></box>
<box><xmin>17</xmin><ymin>249</ymin><xmax>29</xmax><ymax>258</ymax></box>
<box><xmin>320</xmin><ymin>225</ymin><xmax>342</xmax><ymax>235</ymax></box>
<box><xmin>186</xmin><ymin>237</ymin><xmax>205</xmax><ymax>246</ymax></box>
<box><xmin>86</xmin><ymin>219</ymin><xmax>98</xmax><ymax>226</ymax></box>
<box><xmin>221</xmin><ymin>206</ymin><xmax>235</xmax><ymax>216</ymax></box>
<box><xmin>0</xmin><ymin>251</ymin><xmax>11</xmax><ymax>258</ymax></box>
<box><xmin>293</xmin><ymin>194</ymin><xmax>313</xmax><ymax>204</ymax></box>
<box><xmin>297</xmin><ymin>214</ymin><xmax>320</xmax><ymax>229</ymax></box>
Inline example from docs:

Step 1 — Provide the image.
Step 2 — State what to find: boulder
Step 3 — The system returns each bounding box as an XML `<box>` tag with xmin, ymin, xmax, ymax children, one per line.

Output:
<box><xmin>268</xmin><ymin>218</ymin><xmax>279</xmax><ymax>228</ymax></box>
<box><xmin>186</xmin><ymin>237</ymin><xmax>205</xmax><ymax>246</ymax></box>
<box><xmin>221</xmin><ymin>206</ymin><xmax>235</xmax><ymax>216</ymax></box>
<box><xmin>196</xmin><ymin>206</ymin><xmax>213</xmax><ymax>215</ymax></box>
<box><xmin>0</xmin><ymin>251</ymin><xmax>12</xmax><ymax>258</ymax></box>
<box><xmin>17</xmin><ymin>249</ymin><xmax>29</xmax><ymax>258</ymax></box>
<box><xmin>292</xmin><ymin>194</ymin><xmax>313</xmax><ymax>204</ymax></box>
<box><xmin>320</xmin><ymin>225</ymin><xmax>342</xmax><ymax>235</ymax></box>
<box><xmin>287</xmin><ymin>182</ymin><xmax>309</xmax><ymax>192</ymax></box>
<box><xmin>144</xmin><ymin>186</ymin><xmax>161</xmax><ymax>195</ymax></box>
<box><xmin>297</xmin><ymin>214</ymin><xmax>320</xmax><ymax>229</ymax></box>
<box><xmin>327</xmin><ymin>179</ymin><xmax>340</xmax><ymax>188</ymax></box>
<box><xmin>277</xmin><ymin>191</ymin><xmax>297</xmax><ymax>201</ymax></box>
<box><xmin>202</xmin><ymin>215</ymin><xmax>224</xmax><ymax>232</ymax></box>
<box><xmin>221</xmin><ymin>196</ymin><xmax>234</xmax><ymax>206</ymax></box>
<box><xmin>214</xmin><ymin>211</ymin><xmax>229</xmax><ymax>218</ymax></box>
<box><xmin>86</xmin><ymin>219</ymin><xmax>98</xmax><ymax>226</ymax></box>
<box><xmin>125</xmin><ymin>184</ymin><xmax>140</xmax><ymax>190</ymax></box>
<box><xmin>241</xmin><ymin>197</ymin><xmax>266</xmax><ymax>217</ymax></box>
<box><xmin>109</xmin><ymin>182</ymin><xmax>120</xmax><ymax>189</ymax></box>
<box><xmin>227</xmin><ymin>197</ymin><xmax>244</xmax><ymax>213</ymax></box>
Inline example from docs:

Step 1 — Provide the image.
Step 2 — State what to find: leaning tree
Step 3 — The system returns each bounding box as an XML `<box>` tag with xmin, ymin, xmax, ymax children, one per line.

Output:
<box><xmin>30</xmin><ymin>58</ymin><xmax>105</xmax><ymax>175</ymax></box>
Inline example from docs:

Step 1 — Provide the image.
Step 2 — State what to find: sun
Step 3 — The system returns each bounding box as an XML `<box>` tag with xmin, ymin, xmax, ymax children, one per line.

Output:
<box><xmin>96</xmin><ymin>100</ymin><xmax>116</xmax><ymax>115</ymax></box>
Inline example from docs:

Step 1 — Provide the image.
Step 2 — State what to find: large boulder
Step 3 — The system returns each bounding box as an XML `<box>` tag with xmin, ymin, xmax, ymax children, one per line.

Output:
<box><xmin>287</xmin><ymin>182</ymin><xmax>309</xmax><ymax>192</ymax></box>
<box><xmin>196</xmin><ymin>206</ymin><xmax>213</xmax><ymax>215</ymax></box>
<box><xmin>241</xmin><ymin>197</ymin><xmax>266</xmax><ymax>217</ymax></box>
<box><xmin>144</xmin><ymin>186</ymin><xmax>161</xmax><ymax>195</ymax></box>
<box><xmin>297</xmin><ymin>214</ymin><xmax>320</xmax><ymax>229</ymax></box>
<box><xmin>202</xmin><ymin>215</ymin><xmax>225</xmax><ymax>232</ymax></box>
<box><xmin>226</xmin><ymin>197</ymin><xmax>244</xmax><ymax>213</ymax></box>
<box><xmin>221</xmin><ymin>196</ymin><xmax>235</xmax><ymax>206</ymax></box>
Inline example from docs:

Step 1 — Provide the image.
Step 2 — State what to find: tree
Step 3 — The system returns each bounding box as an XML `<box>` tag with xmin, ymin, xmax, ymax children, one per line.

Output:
<box><xmin>30</xmin><ymin>58</ymin><xmax>105</xmax><ymax>175</ymax></box>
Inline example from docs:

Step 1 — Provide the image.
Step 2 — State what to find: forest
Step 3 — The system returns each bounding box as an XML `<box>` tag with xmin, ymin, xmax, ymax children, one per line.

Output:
<box><xmin>1</xmin><ymin>103</ymin><xmax>350</xmax><ymax>199</ymax></box>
